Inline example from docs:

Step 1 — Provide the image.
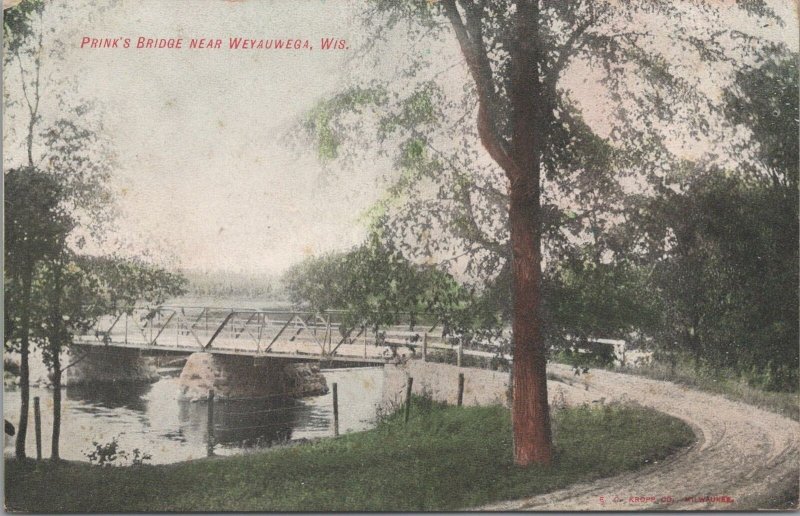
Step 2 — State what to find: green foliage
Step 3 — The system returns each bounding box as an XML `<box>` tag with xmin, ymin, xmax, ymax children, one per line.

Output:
<box><xmin>2</xmin><ymin>0</ymin><xmax>43</xmax><ymax>59</ymax></box>
<box><xmin>85</xmin><ymin>437</ymin><xmax>124</xmax><ymax>467</ymax></box>
<box><xmin>424</xmin><ymin>349</ymin><xmax>511</xmax><ymax>371</ymax></box>
<box><xmin>31</xmin><ymin>253</ymin><xmax>187</xmax><ymax>369</ymax></box>
<box><xmin>626</xmin><ymin>52</ymin><xmax>800</xmax><ymax>392</ymax></box>
<box><xmin>543</xmin><ymin>249</ymin><xmax>660</xmax><ymax>343</ymax></box>
<box><xmin>724</xmin><ymin>50</ymin><xmax>798</xmax><ymax>188</ymax></box>
<box><xmin>85</xmin><ymin>437</ymin><xmax>153</xmax><ymax>467</ymax></box>
<box><xmin>638</xmin><ymin>173</ymin><xmax>798</xmax><ymax>391</ymax></box>
<box><xmin>4</xmin><ymin>168</ymin><xmax>73</xmax><ymax>352</ymax></box>
<box><xmin>282</xmin><ymin>231</ymin><xmax>491</xmax><ymax>334</ymax></box>
<box><xmin>616</xmin><ymin>357</ymin><xmax>800</xmax><ymax>421</ymax></box>
<box><xmin>551</xmin><ymin>345</ymin><xmax>616</xmax><ymax>370</ymax></box>
<box><xmin>3</xmin><ymin>168</ymin><xmax>73</xmax><ymax>276</ymax></box>
<box><xmin>80</xmin><ymin>255</ymin><xmax>188</xmax><ymax>313</ymax></box>
<box><xmin>6</xmin><ymin>403</ymin><xmax>693</xmax><ymax>512</ymax></box>
<box><xmin>303</xmin><ymin>87</ymin><xmax>387</xmax><ymax>161</ymax></box>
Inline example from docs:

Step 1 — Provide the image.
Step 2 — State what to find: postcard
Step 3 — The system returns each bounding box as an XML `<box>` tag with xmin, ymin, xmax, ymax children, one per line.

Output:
<box><xmin>3</xmin><ymin>0</ymin><xmax>798</xmax><ymax>512</ymax></box>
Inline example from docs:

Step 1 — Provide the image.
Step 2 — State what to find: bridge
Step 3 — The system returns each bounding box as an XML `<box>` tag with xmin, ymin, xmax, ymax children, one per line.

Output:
<box><xmin>70</xmin><ymin>305</ymin><xmax>636</xmax><ymax>400</ymax></box>
<box><xmin>73</xmin><ymin>305</ymin><xmax>497</xmax><ymax>365</ymax></box>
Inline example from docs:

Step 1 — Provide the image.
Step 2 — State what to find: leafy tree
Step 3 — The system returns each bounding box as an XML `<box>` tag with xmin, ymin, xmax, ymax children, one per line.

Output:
<box><xmin>542</xmin><ymin>246</ymin><xmax>659</xmax><ymax>343</ymax></box>
<box><xmin>631</xmin><ymin>49</ymin><xmax>799</xmax><ymax>391</ymax></box>
<box><xmin>4</xmin><ymin>0</ymin><xmax>188</xmax><ymax>459</ymax></box>
<box><xmin>4</xmin><ymin>168</ymin><xmax>72</xmax><ymax>458</ymax></box>
<box><xmin>32</xmin><ymin>253</ymin><xmax>186</xmax><ymax>460</ymax></box>
<box><xmin>300</xmin><ymin>0</ymin><xmax>779</xmax><ymax>464</ymax></box>
<box><xmin>724</xmin><ymin>49</ymin><xmax>798</xmax><ymax>190</ymax></box>
<box><xmin>284</xmin><ymin>231</ymin><xmax>486</xmax><ymax>334</ymax></box>
<box><xmin>637</xmin><ymin>171</ymin><xmax>798</xmax><ymax>390</ymax></box>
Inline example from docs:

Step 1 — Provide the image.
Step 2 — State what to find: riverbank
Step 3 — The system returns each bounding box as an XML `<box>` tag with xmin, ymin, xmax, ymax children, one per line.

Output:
<box><xmin>5</xmin><ymin>401</ymin><xmax>693</xmax><ymax>512</ymax></box>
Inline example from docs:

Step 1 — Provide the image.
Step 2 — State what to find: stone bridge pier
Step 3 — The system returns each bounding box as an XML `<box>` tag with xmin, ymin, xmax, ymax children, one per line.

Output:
<box><xmin>66</xmin><ymin>346</ymin><xmax>329</xmax><ymax>401</ymax></box>
<box><xmin>177</xmin><ymin>352</ymin><xmax>328</xmax><ymax>401</ymax></box>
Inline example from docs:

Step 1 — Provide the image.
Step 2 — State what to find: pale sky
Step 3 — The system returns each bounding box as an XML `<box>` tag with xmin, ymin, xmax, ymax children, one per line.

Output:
<box><xmin>3</xmin><ymin>0</ymin><xmax>797</xmax><ymax>274</ymax></box>
<box><xmin>6</xmin><ymin>0</ymin><xmax>391</xmax><ymax>273</ymax></box>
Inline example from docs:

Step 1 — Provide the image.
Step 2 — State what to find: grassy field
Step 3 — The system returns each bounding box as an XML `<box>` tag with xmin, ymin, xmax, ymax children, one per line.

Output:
<box><xmin>5</xmin><ymin>400</ymin><xmax>694</xmax><ymax>512</ymax></box>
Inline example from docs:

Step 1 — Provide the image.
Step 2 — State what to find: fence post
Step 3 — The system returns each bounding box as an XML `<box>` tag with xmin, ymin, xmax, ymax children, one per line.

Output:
<box><xmin>206</xmin><ymin>390</ymin><xmax>215</xmax><ymax>457</ymax></box>
<box><xmin>457</xmin><ymin>343</ymin><xmax>463</xmax><ymax>367</ymax></box>
<box><xmin>422</xmin><ymin>333</ymin><xmax>428</xmax><ymax>362</ymax></box>
<box><xmin>33</xmin><ymin>396</ymin><xmax>42</xmax><ymax>460</ymax></box>
<box><xmin>457</xmin><ymin>373</ymin><xmax>465</xmax><ymax>407</ymax></box>
<box><xmin>332</xmin><ymin>382</ymin><xmax>340</xmax><ymax>437</ymax></box>
<box><xmin>404</xmin><ymin>377</ymin><xmax>414</xmax><ymax>423</ymax></box>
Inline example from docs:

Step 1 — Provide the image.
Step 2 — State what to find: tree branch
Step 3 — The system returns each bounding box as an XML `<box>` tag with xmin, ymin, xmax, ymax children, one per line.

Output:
<box><xmin>404</xmin><ymin>128</ymin><xmax>508</xmax><ymax>255</ymax></box>
<box><xmin>58</xmin><ymin>349</ymin><xmax>91</xmax><ymax>374</ymax></box>
<box><xmin>441</xmin><ymin>0</ymin><xmax>522</xmax><ymax>180</ymax></box>
<box><xmin>544</xmin><ymin>8</ymin><xmax>598</xmax><ymax>88</ymax></box>
<box><xmin>457</xmin><ymin>184</ymin><xmax>507</xmax><ymax>256</ymax></box>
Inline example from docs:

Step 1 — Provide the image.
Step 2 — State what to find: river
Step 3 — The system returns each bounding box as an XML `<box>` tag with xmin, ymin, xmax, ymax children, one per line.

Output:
<box><xmin>3</xmin><ymin>365</ymin><xmax>385</xmax><ymax>465</ymax></box>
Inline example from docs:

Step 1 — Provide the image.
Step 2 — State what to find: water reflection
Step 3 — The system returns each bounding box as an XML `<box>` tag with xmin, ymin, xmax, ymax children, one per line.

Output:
<box><xmin>177</xmin><ymin>396</ymin><xmax>298</xmax><ymax>448</ymax></box>
<box><xmin>3</xmin><ymin>367</ymin><xmax>384</xmax><ymax>464</ymax></box>
<box><xmin>67</xmin><ymin>382</ymin><xmax>152</xmax><ymax>412</ymax></box>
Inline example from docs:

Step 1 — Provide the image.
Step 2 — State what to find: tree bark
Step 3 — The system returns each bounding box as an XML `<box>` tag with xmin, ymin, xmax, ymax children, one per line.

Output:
<box><xmin>509</xmin><ymin>189</ymin><xmax>553</xmax><ymax>466</ymax></box>
<box><xmin>442</xmin><ymin>0</ymin><xmax>554</xmax><ymax>466</ymax></box>
<box><xmin>15</xmin><ymin>262</ymin><xmax>33</xmax><ymax>459</ymax></box>
<box><xmin>507</xmin><ymin>0</ymin><xmax>553</xmax><ymax>466</ymax></box>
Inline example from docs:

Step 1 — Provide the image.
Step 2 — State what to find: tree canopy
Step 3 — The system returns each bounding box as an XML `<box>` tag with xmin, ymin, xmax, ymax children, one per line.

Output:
<box><xmin>297</xmin><ymin>0</ymin><xmax>793</xmax><ymax>464</ymax></box>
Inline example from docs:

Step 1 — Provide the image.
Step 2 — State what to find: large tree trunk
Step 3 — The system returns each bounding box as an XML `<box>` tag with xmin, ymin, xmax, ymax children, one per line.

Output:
<box><xmin>441</xmin><ymin>0</ymin><xmax>554</xmax><ymax>466</ymax></box>
<box><xmin>507</xmin><ymin>0</ymin><xmax>553</xmax><ymax>467</ymax></box>
<box><xmin>15</xmin><ymin>263</ymin><xmax>33</xmax><ymax>459</ymax></box>
<box><xmin>509</xmin><ymin>189</ymin><xmax>553</xmax><ymax>466</ymax></box>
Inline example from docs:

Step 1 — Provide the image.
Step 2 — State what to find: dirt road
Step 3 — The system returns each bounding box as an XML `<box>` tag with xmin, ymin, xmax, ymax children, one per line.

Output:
<box><xmin>478</xmin><ymin>363</ymin><xmax>799</xmax><ymax>511</ymax></box>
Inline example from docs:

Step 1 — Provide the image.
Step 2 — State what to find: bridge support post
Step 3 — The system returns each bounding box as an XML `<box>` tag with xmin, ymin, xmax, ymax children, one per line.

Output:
<box><xmin>332</xmin><ymin>382</ymin><xmax>339</xmax><ymax>437</ymax></box>
<box><xmin>206</xmin><ymin>390</ymin><xmax>215</xmax><ymax>457</ymax></box>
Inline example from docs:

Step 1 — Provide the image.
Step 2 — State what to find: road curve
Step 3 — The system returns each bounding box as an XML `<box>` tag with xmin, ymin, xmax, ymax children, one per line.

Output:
<box><xmin>477</xmin><ymin>364</ymin><xmax>799</xmax><ymax>511</ymax></box>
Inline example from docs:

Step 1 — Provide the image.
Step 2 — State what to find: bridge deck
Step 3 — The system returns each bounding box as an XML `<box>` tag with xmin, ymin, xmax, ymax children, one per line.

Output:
<box><xmin>74</xmin><ymin>306</ymin><xmax>629</xmax><ymax>366</ymax></box>
<box><xmin>74</xmin><ymin>306</ymin><xmax>477</xmax><ymax>364</ymax></box>
<box><xmin>72</xmin><ymin>337</ymin><xmax>387</xmax><ymax>364</ymax></box>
